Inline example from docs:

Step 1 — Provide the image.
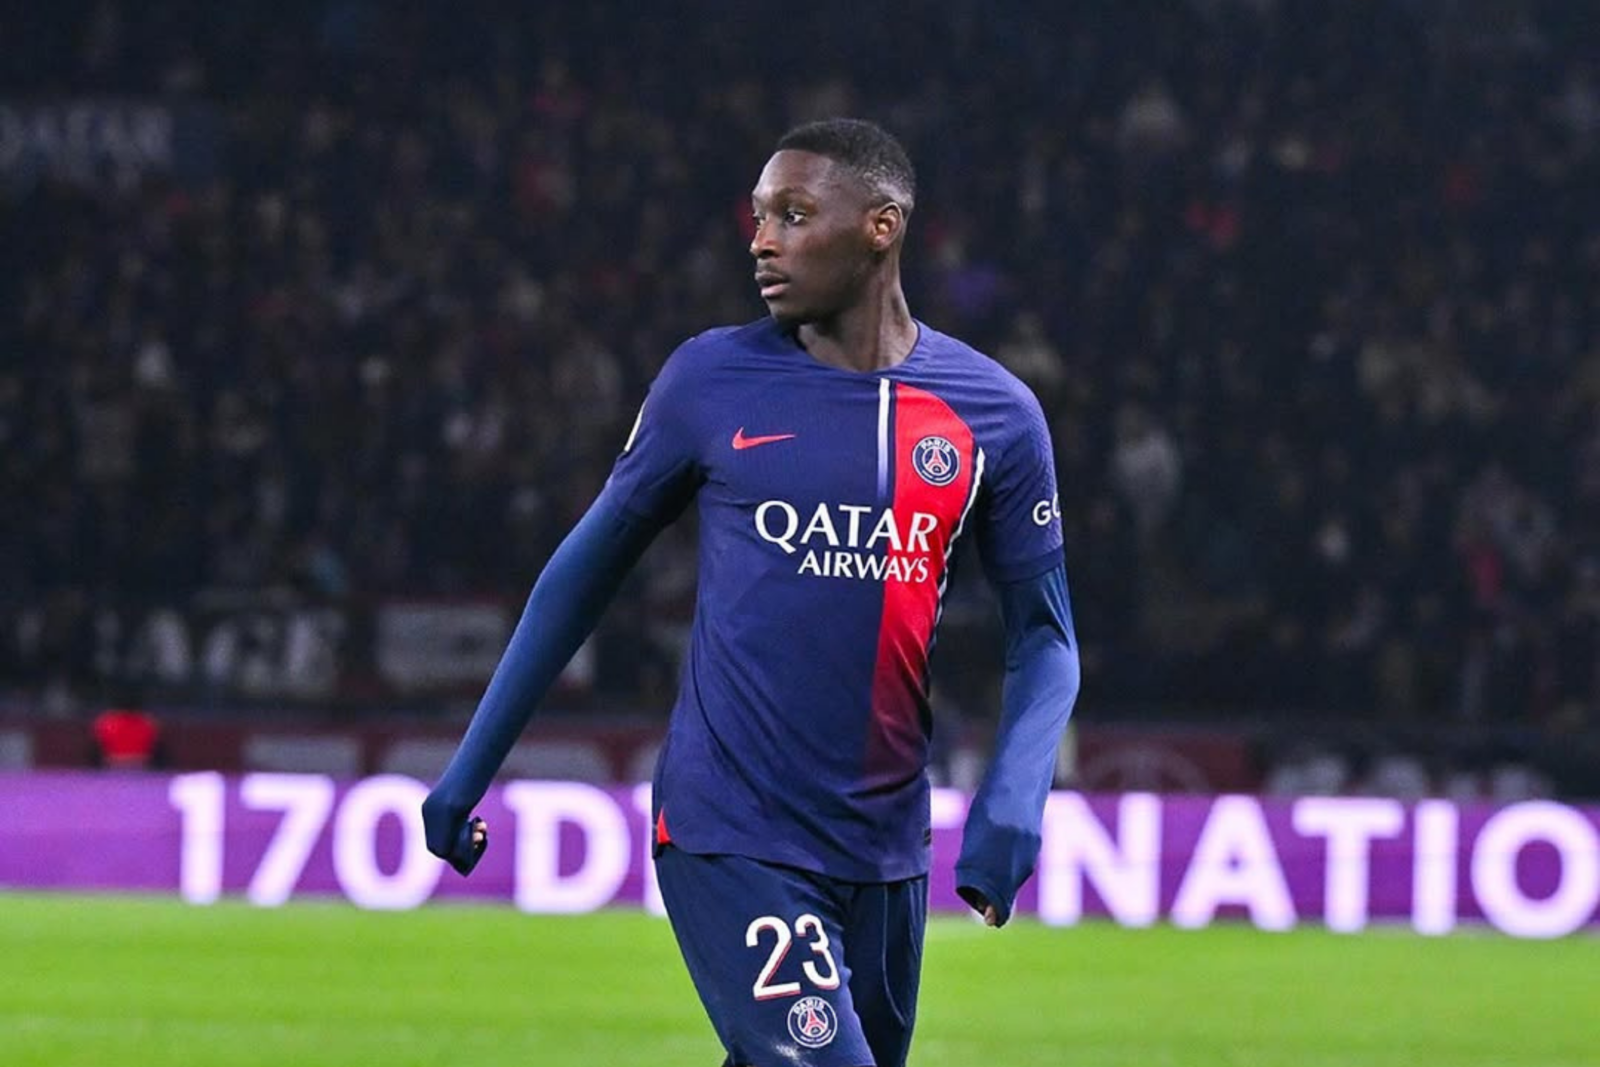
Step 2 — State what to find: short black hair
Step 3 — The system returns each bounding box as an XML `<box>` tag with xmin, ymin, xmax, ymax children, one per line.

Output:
<box><xmin>775</xmin><ymin>118</ymin><xmax>916</xmax><ymax>215</ymax></box>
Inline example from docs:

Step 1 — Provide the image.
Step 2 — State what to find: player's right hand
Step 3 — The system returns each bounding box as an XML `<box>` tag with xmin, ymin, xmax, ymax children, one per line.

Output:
<box><xmin>421</xmin><ymin>791</ymin><xmax>489</xmax><ymax>876</ymax></box>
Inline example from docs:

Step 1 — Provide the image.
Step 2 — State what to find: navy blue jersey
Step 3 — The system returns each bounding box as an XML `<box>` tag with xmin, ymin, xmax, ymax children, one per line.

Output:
<box><xmin>611</xmin><ymin>318</ymin><xmax>1064</xmax><ymax>881</ymax></box>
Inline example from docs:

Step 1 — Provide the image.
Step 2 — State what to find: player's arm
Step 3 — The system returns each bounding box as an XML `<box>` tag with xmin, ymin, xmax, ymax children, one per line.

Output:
<box><xmin>954</xmin><ymin>377</ymin><xmax>1078</xmax><ymax>926</ymax></box>
<box><xmin>954</xmin><ymin>561</ymin><xmax>1080</xmax><ymax>926</ymax></box>
<box><xmin>421</xmin><ymin>346</ymin><xmax>705</xmax><ymax>874</ymax></box>
<box><xmin>420</xmin><ymin>479</ymin><xmax>668</xmax><ymax>873</ymax></box>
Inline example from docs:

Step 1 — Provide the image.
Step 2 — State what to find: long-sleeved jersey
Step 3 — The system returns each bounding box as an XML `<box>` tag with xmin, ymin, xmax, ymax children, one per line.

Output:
<box><xmin>615</xmin><ymin>317</ymin><xmax>1067</xmax><ymax>881</ymax></box>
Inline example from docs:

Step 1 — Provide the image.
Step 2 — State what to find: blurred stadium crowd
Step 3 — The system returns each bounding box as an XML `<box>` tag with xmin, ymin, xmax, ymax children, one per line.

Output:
<box><xmin>3</xmin><ymin>1</ymin><xmax>1598</xmax><ymax>763</ymax></box>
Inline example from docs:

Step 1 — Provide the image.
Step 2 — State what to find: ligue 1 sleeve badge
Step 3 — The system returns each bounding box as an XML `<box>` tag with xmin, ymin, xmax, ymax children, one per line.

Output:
<box><xmin>911</xmin><ymin>435</ymin><xmax>961</xmax><ymax>487</ymax></box>
<box><xmin>786</xmin><ymin>995</ymin><xmax>838</xmax><ymax>1049</ymax></box>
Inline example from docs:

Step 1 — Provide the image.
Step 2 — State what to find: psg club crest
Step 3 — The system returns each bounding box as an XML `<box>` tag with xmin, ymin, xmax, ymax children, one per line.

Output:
<box><xmin>787</xmin><ymin>996</ymin><xmax>838</xmax><ymax>1049</ymax></box>
<box><xmin>911</xmin><ymin>435</ymin><xmax>961</xmax><ymax>487</ymax></box>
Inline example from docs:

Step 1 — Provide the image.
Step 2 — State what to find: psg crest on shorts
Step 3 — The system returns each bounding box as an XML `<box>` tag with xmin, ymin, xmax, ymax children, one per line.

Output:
<box><xmin>911</xmin><ymin>435</ymin><xmax>961</xmax><ymax>487</ymax></box>
<box><xmin>787</xmin><ymin>996</ymin><xmax>838</xmax><ymax>1049</ymax></box>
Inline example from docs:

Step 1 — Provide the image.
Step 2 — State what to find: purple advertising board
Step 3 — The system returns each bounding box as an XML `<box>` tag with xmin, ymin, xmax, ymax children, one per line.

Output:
<box><xmin>3</xmin><ymin>772</ymin><xmax>1597</xmax><ymax>938</ymax></box>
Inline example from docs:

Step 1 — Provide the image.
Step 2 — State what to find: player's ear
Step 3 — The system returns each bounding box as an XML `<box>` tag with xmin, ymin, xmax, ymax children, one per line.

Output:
<box><xmin>868</xmin><ymin>202</ymin><xmax>905</xmax><ymax>252</ymax></box>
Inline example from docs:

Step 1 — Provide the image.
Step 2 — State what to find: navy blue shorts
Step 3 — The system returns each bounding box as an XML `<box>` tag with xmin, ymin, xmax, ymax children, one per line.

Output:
<box><xmin>655</xmin><ymin>847</ymin><xmax>928</xmax><ymax>1067</ymax></box>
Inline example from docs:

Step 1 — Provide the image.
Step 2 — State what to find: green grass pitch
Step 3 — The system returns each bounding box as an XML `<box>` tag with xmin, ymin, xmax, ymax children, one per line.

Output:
<box><xmin>1</xmin><ymin>892</ymin><xmax>1592</xmax><ymax>1066</ymax></box>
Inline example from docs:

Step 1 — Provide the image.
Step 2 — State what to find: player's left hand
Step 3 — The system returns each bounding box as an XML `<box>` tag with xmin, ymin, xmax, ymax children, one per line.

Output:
<box><xmin>957</xmin><ymin>885</ymin><xmax>1003</xmax><ymax>927</ymax></box>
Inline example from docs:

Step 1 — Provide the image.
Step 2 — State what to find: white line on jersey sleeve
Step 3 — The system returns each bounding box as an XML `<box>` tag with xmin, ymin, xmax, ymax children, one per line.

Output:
<box><xmin>622</xmin><ymin>400</ymin><xmax>646</xmax><ymax>454</ymax></box>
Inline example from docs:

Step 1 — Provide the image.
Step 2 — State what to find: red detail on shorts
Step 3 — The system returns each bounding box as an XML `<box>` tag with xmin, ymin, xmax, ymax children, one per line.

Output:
<box><xmin>655</xmin><ymin>808</ymin><xmax>672</xmax><ymax>846</ymax></box>
<box><xmin>866</xmin><ymin>383</ymin><xmax>975</xmax><ymax>778</ymax></box>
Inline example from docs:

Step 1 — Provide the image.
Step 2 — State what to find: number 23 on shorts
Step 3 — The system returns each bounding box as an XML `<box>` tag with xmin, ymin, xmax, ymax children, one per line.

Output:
<box><xmin>745</xmin><ymin>913</ymin><xmax>841</xmax><ymax>1000</ymax></box>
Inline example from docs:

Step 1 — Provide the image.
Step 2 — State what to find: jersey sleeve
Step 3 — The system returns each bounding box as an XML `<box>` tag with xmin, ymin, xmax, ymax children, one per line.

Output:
<box><xmin>976</xmin><ymin>385</ymin><xmax>1064</xmax><ymax>584</ymax></box>
<box><xmin>605</xmin><ymin>345</ymin><xmax>706</xmax><ymax>524</ymax></box>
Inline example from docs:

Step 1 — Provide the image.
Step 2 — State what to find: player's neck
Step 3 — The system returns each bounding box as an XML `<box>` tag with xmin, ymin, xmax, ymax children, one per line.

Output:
<box><xmin>795</xmin><ymin>284</ymin><xmax>917</xmax><ymax>374</ymax></box>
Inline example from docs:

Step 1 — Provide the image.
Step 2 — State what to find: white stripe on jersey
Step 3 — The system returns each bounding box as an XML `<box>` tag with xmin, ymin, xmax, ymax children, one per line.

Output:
<box><xmin>876</xmin><ymin>378</ymin><xmax>891</xmax><ymax>498</ymax></box>
<box><xmin>622</xmin><ymin>400</ymin><xmax>646</xmax><ymax>453</ymax></box>
<box><xmin>927</xmin><ymin>446</ymin><xmax>986</xmax><ymax>668</ymax></box>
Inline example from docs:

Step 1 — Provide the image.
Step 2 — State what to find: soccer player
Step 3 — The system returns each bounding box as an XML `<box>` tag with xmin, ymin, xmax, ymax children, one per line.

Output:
<box><xmin>422</xmin><ymin>118</ymin><xmax>1080</xmax><ymax>1067</ymax></box>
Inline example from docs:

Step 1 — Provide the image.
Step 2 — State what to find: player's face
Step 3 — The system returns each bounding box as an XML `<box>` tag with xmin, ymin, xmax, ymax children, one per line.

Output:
<box><xmin>749</xmin><ymin>150</ymin><xmax>880</xmax><ymax>324</ymax></box>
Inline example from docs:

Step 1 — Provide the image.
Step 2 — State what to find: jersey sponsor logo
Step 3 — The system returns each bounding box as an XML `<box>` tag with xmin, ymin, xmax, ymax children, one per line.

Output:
<box><xmin>754</xmin><ymin>500</ymin><xmax>938</xmax><ymax>583</ymax></box>
<box><xmin>796</xmin><ymin>551</ymin><xmax>929</xmax><ymax>582</ymax></box>
<box><xmin>786</xmin><ymin>996</ymin><xmax>838</xmax><ymax>1049</ymax></box>
<box><xmin>1032</xmin><ymin>494</ymin><xmax>1061</xmax><ymax>526</ymax></box>
<box><xmin>732</xmin><ymin>427</ymin><xmax>797</xmax><ymax>450</ymax></box>
<box><xmin>911</xmin><ymin>435</ymin><xmax>961</xmax><ymax>487</ymax></box>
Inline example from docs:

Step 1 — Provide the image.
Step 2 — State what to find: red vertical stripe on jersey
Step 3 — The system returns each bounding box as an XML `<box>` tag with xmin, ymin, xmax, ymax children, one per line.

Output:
<box><xmin>865</xmin><ymin>383</ymin><xmax>976</xmax><ymax>779</ymax></box>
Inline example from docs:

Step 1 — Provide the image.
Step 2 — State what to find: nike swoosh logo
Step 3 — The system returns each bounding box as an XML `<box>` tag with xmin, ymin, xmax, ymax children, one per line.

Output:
<box><xmin>732</xmin><ymin>428</ymin><xmax>797</xmax><ymax>450</ymax></box>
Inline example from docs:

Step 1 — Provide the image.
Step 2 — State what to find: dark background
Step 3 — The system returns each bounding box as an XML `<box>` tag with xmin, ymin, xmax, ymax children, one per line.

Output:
<box><xmin>3</xmin><ymin>1</ymin><xmax>1598</xmax><ymax>796</ymax></box>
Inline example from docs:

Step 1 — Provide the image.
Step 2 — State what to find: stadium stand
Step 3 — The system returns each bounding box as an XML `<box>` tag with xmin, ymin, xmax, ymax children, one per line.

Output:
<box><xmin>2</xmin><ymin>0</ymin><xmax>1597</xmax><ymax>795</ymax></box>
